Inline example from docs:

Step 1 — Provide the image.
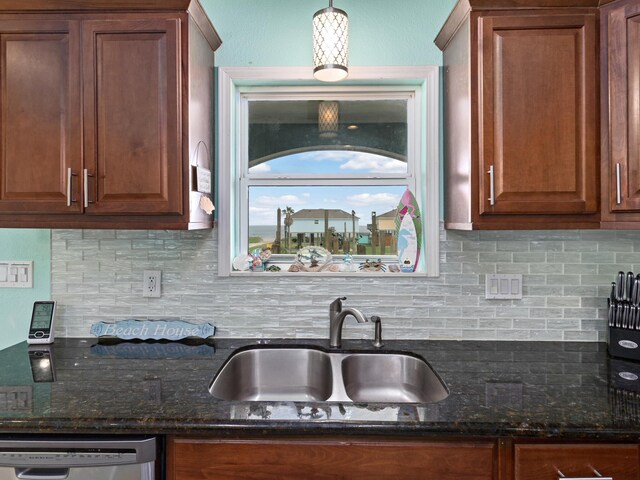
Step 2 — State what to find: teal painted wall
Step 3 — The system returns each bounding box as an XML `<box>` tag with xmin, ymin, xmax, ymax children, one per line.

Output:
<box><xmin>202</xmin><ymin>0</ymin><xmax>456</xmax><ymax>216</ymax></box>
<box><xmin>203</xmin><ymin>0</ymin><xmax>456</xmax><ymax>68</ymax></box>
<box><xmin>0</xmin><ymin>229</ymin><xmax>50</xmax><ymax>350</ymax></box>
<box><xmin>0</xmin><ymin>1</ymin><xmax>456</xmax><ymax>350</ymax></box>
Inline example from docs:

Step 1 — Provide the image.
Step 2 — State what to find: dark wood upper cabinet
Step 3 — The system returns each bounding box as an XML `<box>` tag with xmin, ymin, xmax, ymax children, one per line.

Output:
<box><xmin>436</xmin><ymin>1</ymin><xmax>601</xmax><ymax>230</ymax></box>
<box><xmin>0</xmin><ymin>0</ymin><xmax>220</xmax><ymax>229</ymax></box>
<box><xmin>0</xmin><ymin>19</ymin><xmax>82</xmax><ymax>214</ymax></box>
<box><xmin>601</xmin><ymin>0</ymin><xmax>640</xmax><ymax>227</ymax></box>
<box><xmin>479</xmin><ymin>14</ymin><xmax>598</xmax><ymax>217</ymax></box>
<box><xmin>82</xmin><ymin>18</ymin><xmax>182</xmax><ymax>216</ymax></box>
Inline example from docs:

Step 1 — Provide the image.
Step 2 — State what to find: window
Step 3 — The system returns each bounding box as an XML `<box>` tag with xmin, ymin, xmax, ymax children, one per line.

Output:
<box><xmin>218</xmin><ymin>67</ymin><xmax>439</xmax><ymax>276</ymax></box>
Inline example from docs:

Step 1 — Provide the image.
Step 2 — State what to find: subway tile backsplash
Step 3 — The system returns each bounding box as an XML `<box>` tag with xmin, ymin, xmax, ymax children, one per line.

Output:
<box><xmin>50</xmin><ymin>226</ymin><xmax>640</xmax><ymax>342</ymax></box>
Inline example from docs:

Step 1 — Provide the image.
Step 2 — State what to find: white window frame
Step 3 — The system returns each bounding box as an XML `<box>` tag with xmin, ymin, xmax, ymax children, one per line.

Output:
<box><xmin>218</xmin><ymin>66</ymin><xmax>439</xmax><ymax>277</ymax></box>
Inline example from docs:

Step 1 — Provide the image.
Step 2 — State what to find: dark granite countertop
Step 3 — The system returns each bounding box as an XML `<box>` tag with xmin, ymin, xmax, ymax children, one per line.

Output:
<box><xmin>0</xmin><ymin>338</ymin><xmax>638</xmax><ymax>440</ymax></box>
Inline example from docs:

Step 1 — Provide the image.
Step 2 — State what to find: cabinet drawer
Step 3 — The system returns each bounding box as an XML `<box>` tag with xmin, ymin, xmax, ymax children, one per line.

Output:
<box><xmin>169</xmin><ymin>438</ymin><xmax>496</xmax><ymax>480</ymax></box>
<box><xmin>514</xmin><ymin>444</ymin><xmax>639</xmax><ymax>480</ymax></box>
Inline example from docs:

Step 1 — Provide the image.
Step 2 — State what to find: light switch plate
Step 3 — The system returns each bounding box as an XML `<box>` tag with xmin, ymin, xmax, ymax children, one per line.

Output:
<box><xmin>485</xmin><ymin>273</ymin><xmax>522</xmax><ymax>300</ymax></box>
<box><xmin>0</xmin><ymin>261</ymin><xmax>33</xmax><ymax>288</ymax></box>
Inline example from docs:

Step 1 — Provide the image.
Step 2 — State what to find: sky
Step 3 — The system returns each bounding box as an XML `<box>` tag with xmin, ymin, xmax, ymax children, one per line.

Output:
<box><xmin>248</xmin><ymin>150</ymin><xmax>410</xmax><ymax>226</ymax></box>
<box><xmin>249</xmin><ymin>149</ymin><xmax>407</xmax><ymax>175</ymax></box>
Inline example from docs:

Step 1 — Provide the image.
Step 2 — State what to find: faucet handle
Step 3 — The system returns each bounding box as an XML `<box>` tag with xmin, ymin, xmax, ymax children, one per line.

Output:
<box><xmin>371</xmin><ymin>316</ymin><xmax>383</xmax><ymax>348</ymax></box>
<box><xmin>330</xmin><ymin>296</ymin><xmax>347</xmax><ymax>312</ymax></box>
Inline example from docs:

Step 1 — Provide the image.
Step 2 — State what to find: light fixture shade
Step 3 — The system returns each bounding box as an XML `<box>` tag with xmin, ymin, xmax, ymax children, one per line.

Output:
<box><xmin>313</xmin><ymin>2</ymin><xmax>349</xmax><ymax>82</ymax></box>
<box><xmin>318</xmin><ymin>101</ymin><xmax>339</xmax><ymax>137</ymax></box>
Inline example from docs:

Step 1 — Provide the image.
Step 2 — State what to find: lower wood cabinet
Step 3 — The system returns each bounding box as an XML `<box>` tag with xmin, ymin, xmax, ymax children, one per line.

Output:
<box><xmin>513</xmin><ymin>444</ymin><xmax>640</xmax><ymax>480</ymax></box>
<box><xmin>167</xmin><ymin>437</ymin><xmax>496</xmax><ymax>480</ymax></box>
<box><xmin>168</xmin><ymin>437</ymin><xmax>640</xmax><ymax>480</ymax></box>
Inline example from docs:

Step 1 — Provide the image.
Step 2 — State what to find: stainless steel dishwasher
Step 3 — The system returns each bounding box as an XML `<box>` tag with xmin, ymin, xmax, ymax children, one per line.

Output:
<box><xmin>0</xmin><ymin>436</ymin><xmax>157</xmax><ymax>480</ymax></box>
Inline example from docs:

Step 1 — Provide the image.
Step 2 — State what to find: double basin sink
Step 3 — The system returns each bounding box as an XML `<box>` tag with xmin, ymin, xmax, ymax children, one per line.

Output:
<box><xmin>209</xmin><ymin>345</ymin><xmax>449</xmax><ymax>404</ymax></box>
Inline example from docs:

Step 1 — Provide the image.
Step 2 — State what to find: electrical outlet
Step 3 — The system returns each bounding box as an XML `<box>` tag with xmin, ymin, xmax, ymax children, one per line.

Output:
<box><xmin>143</xmin><ymin>270</ymin><xmax>161</xmax><ymax>298</ymax></box>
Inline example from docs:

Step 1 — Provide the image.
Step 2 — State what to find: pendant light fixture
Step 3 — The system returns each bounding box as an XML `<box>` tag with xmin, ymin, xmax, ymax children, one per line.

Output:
<box><xmin>313</xmin><ymin>0</ymin><xmax>349</xmax><ymax>82</ymax></box>
<box><xmin>318</xmin><ymin>101</ymin><xmax>339</xmax><ymax>138</ymax></box>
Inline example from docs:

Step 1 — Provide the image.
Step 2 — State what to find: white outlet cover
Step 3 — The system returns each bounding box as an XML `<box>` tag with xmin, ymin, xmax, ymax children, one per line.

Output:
<box><xmin>143</xmin><ymin>270</ymin><xmax>161</xmax><ymax>298</ymax></box>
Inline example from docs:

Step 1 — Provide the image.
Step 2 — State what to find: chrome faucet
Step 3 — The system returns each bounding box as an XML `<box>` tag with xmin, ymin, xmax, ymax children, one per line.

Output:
<box><xmin>329</xmin><ymin>297</ymin><xmax>369</xmax><ymax>348</ymax></box>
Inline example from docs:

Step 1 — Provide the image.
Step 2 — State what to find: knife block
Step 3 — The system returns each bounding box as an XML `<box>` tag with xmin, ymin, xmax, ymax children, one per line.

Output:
<box><xmin>607</xmin><ymin>326</ymin><xmax>640</xmax><ymax>362</ymax></box>
<box><xmin>608</xmin><ymin>355</ymin><xmax>640</xmax><ymax>393</ymax></box>
<box><xmin>608</xmin><ymin>357</ymin><xmax>640</xmax><ymax>422</ymax></box>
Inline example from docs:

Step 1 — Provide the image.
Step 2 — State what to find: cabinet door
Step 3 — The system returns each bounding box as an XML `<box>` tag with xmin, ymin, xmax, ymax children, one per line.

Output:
<box><xmin>0</xmin><ymin>19</ymin><xmax>82</xmax><ymax>214</ymax></box>
<box><xmin>605</xmin><ymin>1</ymin><xmax>640</xmax><ymax>216</ymax></box>
<box><xmin>168</xmin><ymin>438</ymin><xmax>496</xmax><ymax>480</ymax></box>
<box><xmin>514</xmin><ymin>444</ymin><xmax>639</xmax><ymax>480</ymax></box>
<box><xmin>479</xmin><ymin>13</ymin><xmax>598</xmax><ymax>216</ymax></box>
<box><xmin>82</xmin><ymin>18</ymin><xmax>182</xmax><ymax>215</ymax></box>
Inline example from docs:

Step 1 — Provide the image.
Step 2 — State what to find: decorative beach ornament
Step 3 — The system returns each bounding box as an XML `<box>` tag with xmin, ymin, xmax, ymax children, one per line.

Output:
<box><xmin>90</xmin><ymin>319</ymin><xmax>215</xmax><ymax>341</ymax></box>
<box><xmin>232</xmin><ymin>254</ymin><xmax>253</xmax><ymax>271</ymax></box>
<box><xmin>395</xmin><ymin>189</ymin><xmax>422</xmax><ymax>272</ymax></box>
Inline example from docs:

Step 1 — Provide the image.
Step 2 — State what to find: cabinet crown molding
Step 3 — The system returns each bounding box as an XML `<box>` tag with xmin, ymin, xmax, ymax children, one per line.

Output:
<box><xmin>0</xmin><ymin>0</ymin><xmax>199</xmax><ymax>12</ymax></box>
<box><xmin>435</xmin><ymin>0</ymin><xmax>610</xmax><ymax>50</ymax></box>
<box><xmin>468</xmin><ymin>0</ymin><xmax>608</xmax><ymax>6</ymax></box>
<box><xmin>0</xmin><ymin>0</ymin><xmax>221</xmax><ymax>52</ymax></box>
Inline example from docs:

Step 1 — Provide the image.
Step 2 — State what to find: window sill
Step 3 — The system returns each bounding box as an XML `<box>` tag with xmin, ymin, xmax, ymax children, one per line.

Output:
<box><xmin>227</xmin><ymin>270</ymin><xmax>430</xmax><ymax>278</ymax></box>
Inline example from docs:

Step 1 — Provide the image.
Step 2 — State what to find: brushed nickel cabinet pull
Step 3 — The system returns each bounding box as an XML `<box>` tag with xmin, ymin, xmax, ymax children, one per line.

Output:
<box><xmin>66</xmin><ymin>168</ymin><xmax>78</xmax><ymax>207</ymax></box>
<box><xmin>616</xmin><ymin>163</ymin><xmax>622</xmax><ymax>205</ymax></box>
<box><xmin>556</xmin><ymin>466</ymin><xmax>613</xmax><ymax>480</ymax></box>
<box><xmin>488</xmin><ymin>165</ymin><xmax>495</xmax><ymax>206</ymax></box>
<box><xmin>83</xmin><ymin>169</ymin><xmax>94</xmax><ymax>208</ymax></box>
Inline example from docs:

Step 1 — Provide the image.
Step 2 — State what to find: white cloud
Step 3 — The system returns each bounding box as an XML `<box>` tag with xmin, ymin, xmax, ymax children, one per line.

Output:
<box><xmin>347</xmin><ymin>192</ymin><xmax>398</xmax><ymax>207</ymax></box>
<box><xmin>251</xmin><ymin>194</ymin><xmax>307</xmax><ymax>209</ymax></box>
<box><xmin>294</xmin><ymin>150</ymin><xmax>406</xmax><ymax>173</ymax></box>
<box><xmin>249</xmin><ymin>163</ymin><xmax>271</xmax><ymax>173</ymax></box>
<box><xmin>339</xmin><ymin>153</ymin><xmax>406</xmax><ymax>173</ymax></box>
<box><xmin>344</xmin><ymin>192</ymin><xmax>400</xmax><ymax>221</ymax></box>
<box><xmin>275</xmin><ymin>150</ymin><xmax>407</xmax><ymax>175</ymax></box>
<box><xmin>294</xmin><ymin>151</ymin><xmax>346</xmax><ymax>163</ymax></box>
<box><xmin>250</xmin><ymin>196</ymin><xmax>306</xmax><ymax>224</ymax></box>
<box><xmin>249</xmin><ymin>206</ymin><xmax>278</xmax><ymax>225</ymax></box>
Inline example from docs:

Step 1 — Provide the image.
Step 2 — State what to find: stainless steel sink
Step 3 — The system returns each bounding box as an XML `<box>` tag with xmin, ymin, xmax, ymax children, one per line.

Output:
<box><xmin>341</xmin><ymin>352</ymin><xmax>449</xmax><ymax>403</ymax></box>
<box><xmin>208</xmin><ymin>347</ymin><xmax>334</xmax><ymax>401</ymax></box>
<box><xmin>209</xmin><ymin>345</ymin><xmax>448</xmax><ymax>404</ymax></box>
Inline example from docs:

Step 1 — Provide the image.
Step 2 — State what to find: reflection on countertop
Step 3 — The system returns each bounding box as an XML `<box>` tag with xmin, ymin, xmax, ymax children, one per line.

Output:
<box><xmin>0</xmin><ymin>337</ymin><xmax>637</xmax><ymax>439</ymax></box>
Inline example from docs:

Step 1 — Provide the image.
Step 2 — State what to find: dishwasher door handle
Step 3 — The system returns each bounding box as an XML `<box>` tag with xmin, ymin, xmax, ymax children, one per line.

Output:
<box><xmin>15</xmin><ymin>468</ymin><xmax>70</xmax><ymax>480</ymax></box>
